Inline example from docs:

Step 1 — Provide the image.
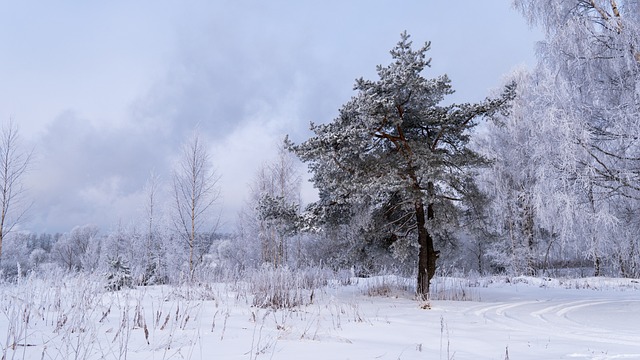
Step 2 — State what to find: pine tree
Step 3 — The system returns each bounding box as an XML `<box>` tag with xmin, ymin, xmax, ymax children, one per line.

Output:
<box><xmin>105</xmin><ymin>256</ymin><xmax>132</xmax><ymax>291</ymax></box>
<box><xmin>288</xmin><ymin>32</ymin><xmax>514</xmax><ymax>297</ymax></box>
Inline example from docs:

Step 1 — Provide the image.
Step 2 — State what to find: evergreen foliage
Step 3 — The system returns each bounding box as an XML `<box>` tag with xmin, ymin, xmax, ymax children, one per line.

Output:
<box><xmin>288</xmin><ymin>32</ymin><xmax>514</xmax><ymax>296</ymax></box>
<box><xmin>105</xmin><ymin>256</ymin><xmax>133</xmax><ymax>291</ymax></box>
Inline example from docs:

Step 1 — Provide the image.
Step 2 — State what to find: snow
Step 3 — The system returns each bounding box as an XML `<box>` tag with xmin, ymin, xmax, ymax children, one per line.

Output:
<box><xmin>1</xmin><ymin>275</ymin><xmax>639</xmax><ymax>359</ymax></box>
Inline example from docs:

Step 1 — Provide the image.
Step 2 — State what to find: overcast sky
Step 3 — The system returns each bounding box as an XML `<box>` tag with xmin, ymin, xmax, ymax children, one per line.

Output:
<box><xmin>0</xmin><ymin>1</ymin><xmax>541</xmax><ymax>234</ymax></box>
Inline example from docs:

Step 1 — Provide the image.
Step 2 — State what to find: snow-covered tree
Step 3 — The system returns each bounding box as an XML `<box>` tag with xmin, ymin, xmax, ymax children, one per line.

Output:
<box><xmin>172</xmin><ymin>132</ymin><xmax>220</xmax><ymax>276</ymax></box>
<box><xmin>0</xmin><ymin>232</ymin><xmax>30</xmax><ymax>277</ymax></box>
<box><xmin>0</xmin><ymin>120</ymin><xmax>32</xmax><ymax>262</ymax></box>
<box><xmin>506</xmin><ymin>0</ymin><xmax>640</xmax><ymax>275</ymax></box>
<box><xmin>288</xmin><ymin>32</ymin><xmax>514</xmax><ymax>296</ymax></box>
<box><xmin>105</xmin><ymin>256</ymin><xmax>133</xmax><ymax>291</ymax></box>
<box><xmin>51</xmin><ymin>224</ymin><xmax>100</xmax><ymax>271</ymax></box>
<box><xmin>234</xmin><ymin>144</ymin><xmax>302</xmax><ymax>268</ymax></box>
<box><xmin>514</xmin><ymin>0</ymin><xmax>640</xmax><ymax>200</ymax></box>
<box><xmin>100</xmin><ymin>223</ymin><xmax>134</xmax><ymax>272</ymax></box>
<box><xmin>139</xmin><ymin>172</ymin><xmax>167</xmax><ymax>284</ymax></box>
<box><xmin>257</xmin><ymin>194</ymin><xmax>300</xmax><ymax>262</ymax></box>
<box><xmin>477</xmin><ymin>69</ymin><xmax>570</xmax><ymax>275</ymax></box>
<box><xmin>255</xmin><ymin>146</ymin><xmax>301</xmax><ymax>267</ymax></box>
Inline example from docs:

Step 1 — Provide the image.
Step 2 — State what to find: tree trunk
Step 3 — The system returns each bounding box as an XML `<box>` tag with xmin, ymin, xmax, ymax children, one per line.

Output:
<box><xmin>0</xmin><ymin>199</ymin><xmax>6</xmax><ymax>262</ymax></box>
<box><xmin>524</xmin><ymin>204</ymin><xmax>535</xmax><ymax>276</ymax></box>
<box><xmin>416</xmin><ymin>199</ymin><xmax>438</xmax><ymax>298</ymax></box>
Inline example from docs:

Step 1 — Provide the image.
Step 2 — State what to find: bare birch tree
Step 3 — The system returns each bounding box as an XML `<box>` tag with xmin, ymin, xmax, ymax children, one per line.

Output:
<box><xmin>172</xmin><ymin>132</ymin><xmax>220</xmax><ymax>276</ymax></box>
<box><xmin>0</xmin><ymin>120</ymin><xmax>33</xmax><ymax>261</ymax></box>
<box><xmin>142</xmin><ymin>171</ymin><xmax>164</xmax><ymax>284</ymax></box>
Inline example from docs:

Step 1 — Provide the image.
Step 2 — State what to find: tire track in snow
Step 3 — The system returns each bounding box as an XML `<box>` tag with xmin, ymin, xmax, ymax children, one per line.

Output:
<box><xmin>464</xmin><ymin>298</ymin><xmax>640</xmax><ymax>347</ymax></box>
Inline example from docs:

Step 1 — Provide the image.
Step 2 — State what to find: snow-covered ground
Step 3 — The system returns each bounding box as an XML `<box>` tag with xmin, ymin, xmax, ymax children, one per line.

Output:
<box><xmin>1</xmin><ymin>274</ymin><xmax>639</xmax><ymax>360</ymax></box>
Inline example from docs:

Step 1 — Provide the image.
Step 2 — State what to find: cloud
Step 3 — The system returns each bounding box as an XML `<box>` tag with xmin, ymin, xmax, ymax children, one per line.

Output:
<box><xmin>206</xmin><ymin>71</ymin><xmax>318</xmax><ymax>229</ymax></box>
<box><xmin>14</xmin><ymin>1</ymin><xmax>540</xmax><ymax>233</ymax></box>
<box><xmin>26</xmin><ymin>112</ymin><xmax>172</xmax><ymax>232</ymax></box>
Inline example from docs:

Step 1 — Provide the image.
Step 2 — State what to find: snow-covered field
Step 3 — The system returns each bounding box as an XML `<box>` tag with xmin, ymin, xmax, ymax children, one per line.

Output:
<box><xmin>1</xmin><ymin>273</ymin><xmax>639</xmax><ymax>360</ymax></box>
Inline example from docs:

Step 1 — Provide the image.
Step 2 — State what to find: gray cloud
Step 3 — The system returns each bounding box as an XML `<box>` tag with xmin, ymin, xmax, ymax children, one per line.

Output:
<box><xmin>27</xmin><ymin>112</ymin><xmax>172</xmax><ymax>232</ymax></box>
<box><xmin>11</xmin><ymin>1</ymin><xmax>541</xmax><ymax>233</ymax></box>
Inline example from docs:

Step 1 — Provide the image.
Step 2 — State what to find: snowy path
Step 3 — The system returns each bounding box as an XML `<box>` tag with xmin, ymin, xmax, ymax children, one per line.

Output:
<box><xmin>425</xmin><ymin>283</ymin><xmax>640</xmax><ymax>360</ymax></box>
<box><xmin>466</xmin><ymin>298</ymin><xmax>640</xmax><ymax>346</ymax></box>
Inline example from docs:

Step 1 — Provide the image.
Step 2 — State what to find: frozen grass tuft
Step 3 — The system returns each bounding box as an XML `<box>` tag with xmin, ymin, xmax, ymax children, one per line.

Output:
<box><xmin>248</xmin><ymin>266</ymin><xmax>319</xmax><ymax>309</ymax></box>
<box><xmin>359</xmin><ymin>275</ymin><xmax>414</xmax><ymax>298</ymax></box>
<box><xmin>429</xmin><ymin>277</ymin><xmax>480</xmax><ymax>301</ymax></box>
